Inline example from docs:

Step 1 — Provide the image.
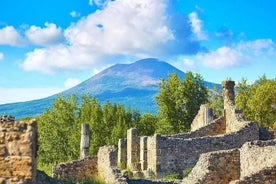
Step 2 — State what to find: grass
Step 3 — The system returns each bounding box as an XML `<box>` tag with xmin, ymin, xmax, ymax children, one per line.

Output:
<box><xmin>163</xmin><ymin>172</ymin><xmax>182</xmax><ymax>180</ymax></box>
<box><xmin>183</xmin><ymin>166</ymin><xmax>193</xmax><ymax>177</ymax></box>
<box><xmin>37</xmin><ymin>162</ymin><xmax>52</xmax><ymax>176</ymax></box>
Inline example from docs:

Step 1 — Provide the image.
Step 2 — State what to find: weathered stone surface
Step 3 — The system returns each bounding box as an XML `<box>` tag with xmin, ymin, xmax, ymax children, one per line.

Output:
<box><xmin>222</xmin><ymin>80</ymin><xmax>235</xmax><ymax>108</ymax></box>
<box><xmin>119</xmin><ymin>80</ymin><xmax>268</xmax><ymax>179</ymax></box>
<box><xmin>182</xmin><ymin>149</ymin><xmax>240</xmax><ymax>184</ymax></box>
<box><xmin>230</xmin><ymin>166</ymin><xmax>276</xmax><ymax>184</ymax></box>
<box><xmin>239</xmin><ymin>140</ymin><xmax>276</xmax><ymax>178</ymax></box>
<box><xmin>53</xmin><ymin>156</ymin><xmax>98</xmax><ymax>182</ymax></box>
<box><xmin>127</xmin><ymin>128</ymin><xmax>140</xmax><ymax>171</ymax></box>
<box><xmin>0</xmin><ymin>116</ymin><xmax>37</xmax><ymax>183</ymax></box>
<box><xmin>191</xmin><ymin>104</ymin><xmax>213</xmax><ymax>131</ymax></box>
<box><xmin>98</xmin><ymin>146</ymin><xmax>127</xmax><ymax>184</ymax></box>
<box><xmin>118</xmin><ymin>138</ymin><xmax>127</xmax><ymax>169</ymax></box>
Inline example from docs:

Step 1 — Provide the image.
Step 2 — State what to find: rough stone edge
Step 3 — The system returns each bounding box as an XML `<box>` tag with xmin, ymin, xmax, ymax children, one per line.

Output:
<box><xmin>182</xmin><ymin>149</ymin><xmax>240</xmax><ymax>184</ymax></box>
<box><xmin>97</xmin><ymin>146</ymin><xmax>128</xmax><ymax>184</ymax></box>
<box><xmin>230</xmin><ymin>165</ymin><xmax>276</xmax><ymax>184</ymax></box>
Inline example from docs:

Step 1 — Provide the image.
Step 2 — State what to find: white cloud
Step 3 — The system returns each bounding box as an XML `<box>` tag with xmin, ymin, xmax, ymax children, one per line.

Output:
<box><xmin>237</xmin><ymin>39</ymin><xmax>275</xmax><ymax>55</ymax></box>
<box><xmin>0</xmin><ymin>52</ymin><xmax>4</xmax><ymax>60</ymax></box>
<box><xmin>0</xmin><ymin>87</ymin><xmax>63</xmax><ymax>104</ymax></box>
<box><xmin>197</xmin><ymin>39</ymin><xmax>275</xmax><ymax>69</ymax></box>
<box><xmin>22</xmin><ymin>0</ymin><xmax>175</xmax><ymax>73</ymax></box>
<box><xmin>0</xmin><ymin>26</ymin><xmax>25</xmax><ymax>46</ymax></box>
<box><xmin>198</xmin><ymin>46</ymin><xmax>244</xmax><ymax>69</ymax></box>
<box><xmin>21</xmin><ymin>44</ymin><xmax>99</xmax><ymax>73</ymax></box>
<box><xmin>70</xmin><ymin>11</ymin><xmax>81</xmax><ymax>18</ymax></box>
<box><xmin>25</xmin><ymin>23</ymin><xmax>64</xmax><ymax>46</ymax></box>
<box><xmin>170</xmin><ymin>57</ymin><xmax>196</xmax><ymax>72</ymax></box>
<box><xmin>64</xmin><ymin>78</ymin><xmax>81</xmax><ymax>89</ymax></box>
<box><xmin>65</xmin><ymin>0</ymin><xmax>173</xmax><ymax>55</ymax></box>
<box><xmin>188</xmin><ymin>12</ymin><xmax>207</xmax><ymax>41</ymax></box>
<box><xmin>89</xmin><ymin>0</ymin><xmax>111</xmax><ymax>7</ymax></box>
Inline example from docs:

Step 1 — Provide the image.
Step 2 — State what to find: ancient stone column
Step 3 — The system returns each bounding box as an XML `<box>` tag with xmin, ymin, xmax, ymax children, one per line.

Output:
<box><xmin>80</xmin><ymin>124</ymin><xmax>90</xmax><ymax>159</ymax></box>
<box><xmin>118</xmin><ymin>138</ymin><xmax>127</xmax><ymax>169</ymax></box>
<box><xmin>140</xmin><ymin>136</ymin><xmax>148</xmax><ymax>171</ymax></box>
<box><xmin>127</xmin><ymin>128</ymin><xmax>140</xmax><ymax>171</ymax></box>
<box><xmin>222</xmin><ymin>80</ymin><xmax>235</xmax><ymax>109</ymax></box>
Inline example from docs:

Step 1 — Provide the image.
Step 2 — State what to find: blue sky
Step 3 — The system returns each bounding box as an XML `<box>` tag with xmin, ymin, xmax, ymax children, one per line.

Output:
<box><xmin>0</xmin><ymin>0</ymin><xmax>275</xmax><ymax>104</ymax></box>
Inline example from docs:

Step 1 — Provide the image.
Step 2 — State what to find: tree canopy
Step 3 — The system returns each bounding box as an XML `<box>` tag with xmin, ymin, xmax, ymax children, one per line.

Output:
<box><xmin>156</xmin><ymin>72</ymin><xmax>209</xmax><ymax>134</ymax></box>
<box><xmin>236</xmin><ymin>76</ymin><xmax>276</xmax><ymax>129</ymax></box>
<box><xmin>37</xmin><ymin>94</ymin><xmax>157</xmax><ymax>172</ymax></box>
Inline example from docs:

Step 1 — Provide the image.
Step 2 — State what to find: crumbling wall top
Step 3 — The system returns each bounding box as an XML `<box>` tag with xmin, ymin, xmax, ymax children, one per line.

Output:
<box><xmin>222</xmin><ymin>80</ymin><xmax>235</xmax><ymax>108</ymax></box>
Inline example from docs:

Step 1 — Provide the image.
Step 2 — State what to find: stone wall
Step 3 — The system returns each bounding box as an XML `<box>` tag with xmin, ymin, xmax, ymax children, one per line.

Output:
<box><xmin>239</xmin><ymin>140</ymin><xmax>276</xmax><ymax>178</ymax></box>
<box><xmin>168</xmin><ymin>116</ymin><xmax>225</xmax><ymax>139</ymax></box>
<box><xmin>182</xmin><ymin>149</ymin><xmax>240</xmax><ymax>184</ymax></box>
<box><xmin>97</xmin><ymin>146</ymin><xmax>127</xmax><ymax>184</ymax></box>
<box><xmin>52</xmin><ymin>156</ymin><xmax>98</xmax><ymax>182</ymax></box>
<box><xmin>150</xmin><ymin>121</ymin><xmax>258</xmax><ymax>178</ymax></box>
<box><xmin>118</xmin><ymin>81</ymin><xmax>262</xmax><ymax>179</ymax></box>
<box><xmin>191</xmin><ymin>104</ymin><xmax>213</xmax><ymax>131</ymax></box>
<box><xmin>0</xmin><ymin>115</ymin><xmax>37</xmax><ymax>183</ymax></box>
<box><xmin>230</xmin><ymin>166</ymin><xmax>276</xmax><ymax>184</ymax></box>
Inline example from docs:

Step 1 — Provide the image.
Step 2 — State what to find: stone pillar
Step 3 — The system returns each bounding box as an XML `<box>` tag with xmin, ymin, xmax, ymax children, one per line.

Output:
<box><xmin>140</xmin><ymin>136</ymin><xmax>148</xmax><ymax>171</ymax></box>
<box><xmin>118</xmin><ymin>138</ymin><xmax>127</xmax><ymax>169</ymax></box>
<box><xmin>80</xmin><ymin>124</ymin><xmax>90</xmax><ymax>159</ymax></box>
<box><xmin>205</xmin><ymin>105</ymin><xmax>213</xmax><ymax>124</ymax></box>
<box><xmin>222</xmin><ymin>80</ymin><xmax>235</xmax><ymax>109</ymax></box>
<box><xmin>127</xmin><ymin>128</ymin><xmax>140</xmax><ymax>171</ymax></box>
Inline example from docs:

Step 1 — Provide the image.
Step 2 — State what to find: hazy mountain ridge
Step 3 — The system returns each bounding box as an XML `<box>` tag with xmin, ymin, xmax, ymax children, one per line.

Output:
<box><xmin>0</xmin><ymin>58</ymin><xmax>218</xmax><ymax>119</ymax></box>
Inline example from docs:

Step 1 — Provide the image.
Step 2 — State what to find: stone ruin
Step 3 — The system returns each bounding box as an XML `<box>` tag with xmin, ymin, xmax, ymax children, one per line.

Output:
<box><xmin>1</xmin><ymin>80</ymin><xmax>275</xmax><ymax>184</ymax></box>
<box><xmin>0</xmin><ymin>116</ymin><xmax>37</xmax><ymax>183</ymax></box>
<box><xmin>117</xmin><ymin>80</ymin><xmax>276</xmax><ymax>183</ymax></box>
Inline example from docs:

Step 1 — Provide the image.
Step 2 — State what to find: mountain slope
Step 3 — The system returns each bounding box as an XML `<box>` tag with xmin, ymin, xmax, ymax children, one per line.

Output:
<box><xmin>0</xmin><ymin>58</ymin><xmax>218</xmax><ymax>119</ymax></box>
<box><xmin>62</xmin><ymin>58</ymin><xmax>185</xmax><ymax>96</ymax></box>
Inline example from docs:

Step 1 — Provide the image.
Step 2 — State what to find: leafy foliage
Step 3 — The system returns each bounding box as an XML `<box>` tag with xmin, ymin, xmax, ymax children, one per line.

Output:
<box><xmin>156</xmin><ymin>72</ymin><xmax>209</xmax><ymax>134</ymax></box>
<box><xmin>235</xmin><ymin>76</ymin><xmax>276</xmax><ymax>129</ymax></box>
<box><xmin>208</xmin><ymin>85</ymin><xmax>223</xmax><ymax>117</ymax></box>
<box><xmin>37</xmin><ymin>95</ymin><xmax>157</xmax><ymax>169</ymax></box>
<box><xmin>38</xmin><ymin>95</ymin><xmax>79</xmax><ymax>165</ymax></box>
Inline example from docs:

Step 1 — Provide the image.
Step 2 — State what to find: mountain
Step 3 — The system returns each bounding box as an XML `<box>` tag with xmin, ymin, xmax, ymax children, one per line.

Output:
<box><xmin>0</xmin><ymin>58</ymin><xmax>218</xmax><ymax>119</ymax></box>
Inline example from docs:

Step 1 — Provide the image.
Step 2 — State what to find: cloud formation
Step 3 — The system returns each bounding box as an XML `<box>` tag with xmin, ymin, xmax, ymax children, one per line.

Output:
<box><xmin>189</xmin><ymin>12</ymin><xmax>207</xmax><ymax>41</ymax></box>
<box><xmin>197</xmin><ymin>39</ymin><xmax>275</xmax><ymax>69</ymax></box>
<box><xmin>23</xmin><ymin>0</ymin><xmax>204</xmax><ymax>73</ymax></box>
<box><xmin>0</xmin><ymin>26</ymin><xmax>25</xmax><ymax>46</ymax></box>
<box><xmin>25</xmin><ymin>23</ymin><xmax>64</xmax><ymax>46</ymax></box>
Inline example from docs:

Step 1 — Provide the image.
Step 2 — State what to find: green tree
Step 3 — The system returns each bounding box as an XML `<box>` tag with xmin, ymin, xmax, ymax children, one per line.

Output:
<box><xmin>236</xmin><ymin>76</ymin><xmax>276</xmax><ymax>128</ymax></box>
<box><xmin>137</xmin><ymin>113</ymin><xmax>157</xmax><ymax>136</ymax></box>
<box><xmin>208</xmin><ymin>86</ymin><xmax>223</xmax><ymax>117</ymax></box>
<box><xmin>156</xmin><ymin>72</ymin><xmax>208</xmax><ymax>134</ymax></box>
<box><xmin>235</xmin><ymin>78</ymin><xmax>251</xmax><ymax>115</ymax></box>
<box><xmin>38</xmin><ymin>95</ymin><xmax>78</xmax><ymax>165</ymax></box>
<box><xmin>182</xmin><ymin>72</ymin><xmax>209</xmax><ymax>126</ymax></box>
